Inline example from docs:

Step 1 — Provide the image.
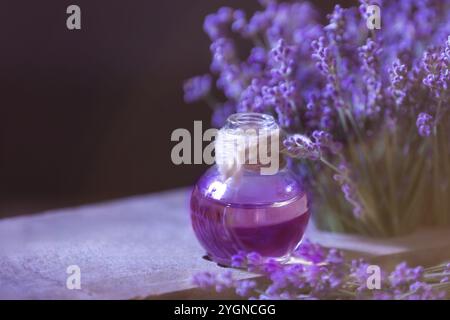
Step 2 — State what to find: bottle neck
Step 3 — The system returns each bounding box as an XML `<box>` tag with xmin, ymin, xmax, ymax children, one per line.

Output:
<box><xmin>225</xmin><ymin>113</ymin><xmax>278</xmax><ymax>131</ymax></box>
<box><xmin>216</xmin><ymin>113</ymin><xmax>284</xmax><ymax>178</ymax></box>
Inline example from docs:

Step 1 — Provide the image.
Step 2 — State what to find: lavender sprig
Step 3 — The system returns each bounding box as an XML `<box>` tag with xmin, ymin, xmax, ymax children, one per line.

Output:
<box><xmin>416</xmin><ymin>112</ymin><xmax>433</xmax><ymax>137</ymax></box>
<box><xmin>193</xmin><ymin>240</ymin><xmax>449</xmax><ymax>300</ymax></box>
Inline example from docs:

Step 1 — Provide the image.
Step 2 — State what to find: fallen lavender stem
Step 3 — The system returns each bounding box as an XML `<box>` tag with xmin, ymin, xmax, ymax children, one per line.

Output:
<box><xmin>193</xmin><ymin>240</ymin><xmax>450</xmax><ymax>300</ymax></box>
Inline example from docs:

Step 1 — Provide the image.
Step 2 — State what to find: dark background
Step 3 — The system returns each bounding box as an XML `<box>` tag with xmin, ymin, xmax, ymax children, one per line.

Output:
<box><xmin>0</xmin><ymin>1</ymin><xmax>347</xmax><ymax>218</ymax></box>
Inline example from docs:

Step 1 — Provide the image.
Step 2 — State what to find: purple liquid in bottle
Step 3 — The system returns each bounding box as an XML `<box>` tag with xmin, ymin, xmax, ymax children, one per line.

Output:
<box><xmin>190</xmin><ymin>165</ymin><xmax>309</xmax><ymax>266</ymax></box>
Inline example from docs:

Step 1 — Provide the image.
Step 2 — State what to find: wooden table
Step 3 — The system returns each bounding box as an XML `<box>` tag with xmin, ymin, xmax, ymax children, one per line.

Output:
<box><xmin>1</xmin><ymin>188</ymin><xmax>449</xmax><ymax>299</ymax></box>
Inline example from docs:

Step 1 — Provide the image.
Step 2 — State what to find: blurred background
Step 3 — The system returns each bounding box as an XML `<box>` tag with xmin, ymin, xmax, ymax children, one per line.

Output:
<box><xmin>0</xmin><ymin>0</ymin><xmax>351</xmax><ymax>218</ymax></box>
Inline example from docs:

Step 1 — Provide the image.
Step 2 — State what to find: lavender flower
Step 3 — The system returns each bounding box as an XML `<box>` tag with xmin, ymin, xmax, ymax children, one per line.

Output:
<box><xmin>311</xmin><ymin>36</ymin><xmax>344</xmax><ymax>109</ymax></box>
<box><xmin>192</xmin><ymin>270</ymin><xmax>235</xmax><ymax>293</ymax></box>
<box><xmin>210</xmin><ymin>38</ymin><xmax>237</xmax><ymax>73</ymax></box>
<box><xmin>192</xmin><ymin>271</ymin><xmax>217</xmax><ymax>288</ymax></box>
<box><xmin>358</xmin><ymin>38</ymin><xmax>383</xmax><ymax>116</ymax></box>
<box><xmin>325</xmin><ymin>5</ymin><xmax>346</xmax><ymax>44</ymax></box>
<box><xmin>269</xmin><ymin>39</ymin><xmax>295</xmax><ymax>78</ymax></box>
<box><xmin>350</xmin><ymin>258</ymin><xmax>372</xmax><ymax>286</ymax></box>
<box><xmin>390</xmin><ymin>262</ymin><xmax>424</xmax><ymax>288</ymax></box>
<box><xmin>283</xmin><ymin>134</ymin><xmax>321</xmax><ymax>160</ymax></box>
<box><xmin>236</xmin><ymin>280</ymin><xmax>257</xmax><ymax>297</ymax></box>
<box><xmin>203</xmin><ymin>7</ymin><xmax>235</xmax><ymax>40</ymax></box>
<box><xmin>389</xmin><ymin>59</ymin><xmax>409</xmax><ymax>106</ymax></box>
<box><xmin>406</xmin><ymin>282</ymin><xmax>445</xmax><ymax>300</ymax></box>
<box><xmin>422</xmin><ymin>49</ymin><xmax>449</xmax><ymax>98</ymax></box>
<box><xmin>216</xmin><ymin>65</ymin><xmax>246</xmax><ymax>100</ymax></box>
<box><xmin>311</xmin><ymin>36</ymin><xmax>336</xmax><ymax>78</ymax></box>
<box><xmin>183</xmin><ymin>74</ymin><xmax>212</xmax><ymax>103</ymax></box>
<box><xmin>312</xmin><ymin>130</ymin><xmax>341</xmax><ymax>154</ymax></box>
<box><xmin>422</xmin><ymin>45</ymin><xmax>449</xmax><ymax>99</ymax></box>
<box><xmin>293</xmin><ymin>239</ymin><xmax>325</xmax><ymax>263</ymax></box>
<box><xmin>231</xmin><ymin>251</ymin><xmax>246</xmax><ymax>268</ymax></box>
<box><xmin>416</xmin><ymin>112</ymin><xmax>433</xmax><ymax>137</ymax></box>
<box><xmin>246</xmin><ymin>252</ymin><xmax>263</xmax><ymax>264</ymax></box>
<box><xmin>333</xmin><ymin>163</ymin><xmax>364</xmax><ymax>218</ymax></box>
<box><xmin>193</xmin><ymin>240</ymin><xmax>449</xmax><ymax>300</ymax></box>
<box><xmin>214</xmin><ymin>271</ymin><xmax>234</xmax><ymax>292</ymax></box>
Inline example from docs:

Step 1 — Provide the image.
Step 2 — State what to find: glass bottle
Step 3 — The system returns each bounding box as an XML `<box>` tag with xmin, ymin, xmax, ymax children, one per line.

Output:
<box><xmin>190</xmin><ymin>113</ymin><xmax>309</xmax><ymax>266</ymax></box>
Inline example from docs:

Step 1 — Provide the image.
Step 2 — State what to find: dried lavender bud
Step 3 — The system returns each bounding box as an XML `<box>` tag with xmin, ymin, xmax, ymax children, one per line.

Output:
<box><xmin>193</xmin><ymin>240</ymin><xmax>449</xmax><ymax>300</ymax></box>
<box><xmin>283</xmin><ymin>134</ymin><xmax>321</xmax><ymax>160</ymax></box>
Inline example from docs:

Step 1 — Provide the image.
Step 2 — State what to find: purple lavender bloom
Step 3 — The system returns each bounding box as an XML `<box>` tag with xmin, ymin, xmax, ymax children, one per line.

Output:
<box><xmin>210</xmin><ymin>38</ymin><xmax>237</xmax><ymax>73</ymax></box>
<box><xmin>183</xmin><ymin>74</ymin><xmax>212</xmax><ymax>103</ymax></box>
<box><xmin>231</xmin><ymin>9</ymin><xmax>247</xmax><ymax>35</ymax></box>
<box><xmin>235</xmin><ymin>280</ymin><xmax>257</xmax><ymax>297</ymax></box>
<box><xmin>269</xmin><ymin>39</ymin><xmax>295</xmax><ymax>78</ymax></box>
<box><xmin>311</xmin><ymin>36</ymin><xmax>345</xmax><ymax>110</ymax></box>
<box><xmin>231</xmin><ymin>251</ymin><xmax>246</xmax><ymax>268</ymax></box>
<box><xmin>266</xmin><ymin>270</ymin><xmax>289</xmax><ymax>295</ymax></box>
<box><xmin>407</xmin><ymin>281</ymin><xmax>446</xmax><ymax>300</ymax></box>
<box><xmin>193</xmin><ymin>241</ymin><xmax>449</xmax><ymax>299</ymax></box>
<box><xmin>389</xmin><ymin>59</ymin><xmax>409</xmax><ymax>106</ymax></box>
<box><xmin>350</xmin><ymin>259</ymin><xmax>371</xmax><ymax>285</ymax></box>
<box><xmin>422</xmin><ymin>45</ymin><xmax>449</xmax><ymax>98</ymax></box>
<box><xmin>248</xmin><ymin>47</ymin><xmax>267</xmax><ymax>65</ymax></box>
<box><xmin>203</xmin><ymin>7</ymin><xmax>234</xmax><ymax>40</ymax></box>
<box><xmin>238</xmin><ymin>78</ymin><xmax>266</xmax><ymax>112</ymax></box>
<box><xmin>416</xmin><ymin>112</ymin><xmax>433</xmax><ymax>137</ymax></box>
<box><xmin>325</xmin><ymin>5</ymin><xmax>346</xmax><ymax>44</ymax></box>
<box><xmin>293</xmin><ymin>239</ymin><xmax>326</xmax><ymax>263</ymax></box>
<box><xmin>311</xmin><ymin>37</ymin><xmax>335</xmax><ymax>78</ymax></box>
<box><xmin>358</xmin><ymin>38</ymin><xmax>383</xmax><ymax>116</ymax></box>
<box><xmin>283</xmin><ymin>134</ymin><xmax>321</xmax><ymax>160</ymax></box>
<box><xmin>445</xmin><ymin>36</ymin><xmax>450</xmax><ymax>62</ymax></box>
<box><xmin>247</xmin><ymin>252</ymin><xmax>263</xmax><ymax>267</ymax></box>
<box><xmin>215</xmin><ymin>270</ymin><xmax>234</xmax><ymax>292</ymax></box>
<box><xmin>306</xmin><ymin>93</ymin><xmax>337</xmax><ymax>131</ymax></box>
<box><xmin>192</xmin><ymin>271</ymin><xmax>216</xmax><ymax>289</ymax></box>
<box><xmin>390</xmin><ymin>262</ymin><xmax>424</xmax><ymax>288</ymax></box>
<box><xmin>331</xmin><ymin>162</ymin><xmax>364</xmax><ymax>218</ymax></box>
<box><xmin>312</xmin><ymin>130</ymin><xmax>342</xmax><ymax>154</ymax></box>
<box><xmin>245</xmin><ymin>9</ymin><xmax>272</xmax><ymax>38</ymax></box>
<box><xmin>326</xmin><ymin>248</ymin><xmax>344</xmax><ymax>265</ymax></box>
<box><xmin>262</xmin><ymin>258</ymin><xmax>282</xmax><ymax>274</ymax></box>
<box><xmin>216</xmin><ymin>65</ymin><xmax>245</xmax><ymax>100</ymax></box>
<box><xmin>341</xmin><ymin>183</ymin><xmax>363</xmax><ymax>218</ymax></box>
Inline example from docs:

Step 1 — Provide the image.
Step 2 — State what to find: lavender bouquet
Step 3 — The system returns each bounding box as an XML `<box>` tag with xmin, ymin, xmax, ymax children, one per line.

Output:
<box><xmin>184</xmin><ymin>0</ymin><xmax>450</xmax><ymax>237</ymax></box>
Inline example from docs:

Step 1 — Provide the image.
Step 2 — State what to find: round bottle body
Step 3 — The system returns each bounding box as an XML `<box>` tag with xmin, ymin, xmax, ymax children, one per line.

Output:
<box><xmin>190</xmin><ymin>165</ymin><xmax>309</xmax><ymax>265</ymax></box>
